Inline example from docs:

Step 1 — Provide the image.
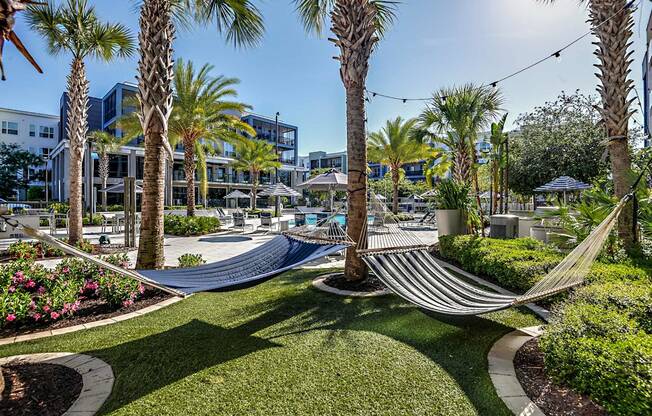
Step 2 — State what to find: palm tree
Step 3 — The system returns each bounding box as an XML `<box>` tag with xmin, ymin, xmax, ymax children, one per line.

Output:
<box><xmin>423</xmin><ymin>150</ymin><xmax>450</xmax><ymax>188</ymax></box>
<box><xmin>136</xmin><ymin>0</ymin><xmax>264</xmax><ymax>269</ymax></box>
<box><xmin>294</xmin><ymin>0</ymin><xmax>396</xmax><ymax>281</ymax></box>
<box><xmin>539</xmin><ymin>0</ymin><xmax>636</xmax><ymax>246</ymax></box>
<box><xmin>27</xmin><ymin>0</ymin><xmax>134</xmax><ymax>245</ymax></box>
<box><xmin>488</xmin><ymin>114</ymin><xmax>508</xmax><ymax>215</ymax></box>
<box><xmin>417</xmin><ymin>84</ymin><xmax>503</xmax><ymax>234</ymax></box>
<box><xmin>231</xmin><ymin>139</ymin><xmax>281</xmax><ymax>209</ymax></box>
<box><xmin>89</xmin><ymin>131</ymin><xmax>132</xmax><ymax>211</ymax></box>
<box><xmin>170</xmin><ymin>59</ymin><xmax>255</xmax><ymax>216</ymax></box>
<box><xmin>368</xmin><ymin>117</ymin><xmax>433</xmax><ymax>213</ymax></box>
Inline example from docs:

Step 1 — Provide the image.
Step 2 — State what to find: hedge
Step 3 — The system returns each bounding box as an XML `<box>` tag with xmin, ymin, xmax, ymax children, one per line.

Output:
<box><xmin>164</xmin><ymin>215</ymin><xmax>221</xmax><ymax>236</ymax></box>
<box><xmin>541</xmin><ymin>281</ymin><xmax>652</xmax><ymax>415</ymax></box>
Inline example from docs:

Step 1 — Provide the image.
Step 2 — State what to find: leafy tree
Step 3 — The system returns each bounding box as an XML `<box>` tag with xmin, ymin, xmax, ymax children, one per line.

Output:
<box><xmin>488</xmin><ymin>114</ymin><xmax>508</xmax><ymax>214</ymax></box>
<box><xmin>231</xmin><ymin>139</ymin><xmax>281</xmax><ymax>209</ymax></box>
<box><xmin>368</xmin><ymin>117</ymin><xmax>433</xmax><ymax>213</ymax></box>
<box><xmin>0</xmin><ymin>144</ymin><xmax>43</xmax><ymax>199</ymax></box>
<box><xmin>27</xmin><ymin>0</ymin><xmax>134</xmax><ymax>245</ymax></box>
<box><xmin>294</xmin><ymin>0</ymin><xmax>397</xmax><ymax>281</ymax></box>
<box><xmin>369</xmin><ymin>172</ymin><xmax>429</xmax><ymax>202</ymax></box>
<box><xmin>508</xmin><ymin>91</ymin><xmax>608</xmax><ymax>196</ymax></box>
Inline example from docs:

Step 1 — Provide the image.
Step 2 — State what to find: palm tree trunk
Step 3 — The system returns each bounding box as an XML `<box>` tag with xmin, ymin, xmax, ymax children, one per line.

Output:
<box><xmin>136</xmin><ymin>0</ymin><xmax>175</xmax><ymax>270</ymax></box>
<box><xmin>99</xmin><ymin>153</ymin><xmax>109</xmax><ymax>211</ymax></box>
<box><xmin>183</xmin><ymin>138</ymin><xmax>196</xmax><ymax>217</ymax></box>
<box><xmin>251</xmin><ymin>169</ymin><xmax>258</xmax><ymax>209</ymax></box>
<box><xmin>66</xmin><ymin>58</ymin><xmax>89</xmax><ymax>245</ymax></box>
<box><xmin>590</xmin><ymin>0</ymin><xmax>635</xmax><ymax>247</ymax></box>
<box><xmin>344</xmin><ymin>85</ymin><xmax>368</xmax><ymax>281</ymax></box>
<box><xmin>391</xmin><ymin>168</ymin><xmax>399</xmax><ymax>214</ymax></box>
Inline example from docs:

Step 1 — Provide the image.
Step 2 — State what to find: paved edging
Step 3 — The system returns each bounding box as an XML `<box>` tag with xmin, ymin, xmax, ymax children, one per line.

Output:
<box><xmin>312</xmin><ymin>273</ymin><xmax>391</xmax><ymax>297</ymax></box>
<box><xmin>0</xmin><ymin>352</ymin><xmax>113</xmax><ymax>416</ymax></box>
<box><xmin>488</xmin><ymin>326</ymin><xmax>546</xmax><ymax>416</ymax></box>
<box><xmin>0</xmin><ymin>296</ymin><xmax>183</xmax><ymax>347</ymax></box>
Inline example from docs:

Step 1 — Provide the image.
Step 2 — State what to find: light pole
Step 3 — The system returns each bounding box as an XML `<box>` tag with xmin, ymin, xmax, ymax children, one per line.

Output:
<box><xmin>275</xmin><ymin>112</ymin><xmax>280</xmax><ymax>217</ymax></box>
<box><xmin>44</xmin><ymin>155</ymin><xmax>49</xmax><ymax>205</ymax></box>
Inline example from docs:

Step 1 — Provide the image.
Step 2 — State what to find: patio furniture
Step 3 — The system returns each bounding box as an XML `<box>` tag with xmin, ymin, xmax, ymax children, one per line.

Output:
<box><xmin>294</xmin><ymin>212</ymin><xmax>306</xmax><ymax>227</ymax></box>
<box><xmin>296</xmin><ymin>169</ymin><xmax>348</xmax><ymax>212</ymax></box>
<box><xmin>258</xmin><ymin>212</ymin><xmax>273</xmax><ymax>231</ymax></box>
<box><xmin>216</xmin><ymin>207</ymin><xmax>233</xmax><ymax>225</ymax></box>
<box><xmin>232</xmin><ymin>211</ymin><xmax>254</xmax><ymax>232</ymax></box>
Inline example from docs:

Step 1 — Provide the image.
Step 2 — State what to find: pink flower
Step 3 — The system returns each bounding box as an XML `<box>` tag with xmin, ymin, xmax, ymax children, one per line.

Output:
<box><xmin>50</xmin><ymin>311</ymin><xmax>60</xmax><ymax>320</ymax></box>
<box><xmin>43</xmin><ymin>305</ymin><xmax>51</xmax><ymax>313</ymax></box>
<box><xmin>13</xmin><ymin>271</ymin><xmax>24</xmax><ymax>282</ymax></box>
<box><xmin>5</xmin><ymin>314</ymin><xmax>16</xmax><ymax>322</ymax></box>
<box><xmin>29</xmin><ymin>300</ymin><xmax>36</xmax><ymax>310</ymax></box>
<box><xmin>37</xmin><ymin>286</ymin><xmax>46</xmax><ymax>295</ymax></box>
<box><xmin>8</xmin><ymin>286</ymin><xmax>16</xmax><ymax>293</ymax></box>
<box><xmin>138</xmin><ymin>284</ymin><xmax>145</xmax><ymax>294</ymax></box>
<box><xmin>62</xmin><ymin>267</ymin><xmax>70</xmax><ymax>274</ymax></box>
<box><xmin>33</xmin><ymin>313</ymin><xmax>42</xmax><ymax>321</ymax></box>
<box><xmin>25</xmin><ymin>280</ymin><xmax>36</xmax><ymax>288</ymax></box>
<box><xmin>122</xmin><ymin>299</ymin><xmax>133</xmax><ymax>307</ymax></box>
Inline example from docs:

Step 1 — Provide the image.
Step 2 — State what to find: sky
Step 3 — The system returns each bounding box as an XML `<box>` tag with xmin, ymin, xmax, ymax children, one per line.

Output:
<box><xmin>0</xmin><ymin>0</ymin><xmax>650</xmax><ymax>154</ymax></box>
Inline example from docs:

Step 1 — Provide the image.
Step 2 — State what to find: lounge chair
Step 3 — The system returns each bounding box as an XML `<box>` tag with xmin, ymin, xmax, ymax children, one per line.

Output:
<box><xmin>216</xmin><ymin>207</ymin><xmax>233</xmax><ymax>226</ymax></box>
<box><xmin>259</xmin><ymin>212</ymin><xmax>273</xmax><ymax>231</ymax></box>
<box><xmin>232</xmin><ymin>211</ymin><xmax>253</xmax><ymax>232</ymax></box>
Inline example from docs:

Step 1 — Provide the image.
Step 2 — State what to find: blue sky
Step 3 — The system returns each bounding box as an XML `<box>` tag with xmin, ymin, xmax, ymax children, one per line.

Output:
<box><xmin>0</xmin><ymin>0</ymin><xmax>649</xmax><ymax>154</ymax></box>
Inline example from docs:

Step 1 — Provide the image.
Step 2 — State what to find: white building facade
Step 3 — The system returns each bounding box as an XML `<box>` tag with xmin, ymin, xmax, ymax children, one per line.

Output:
<box><xmin>0</xmin><ymin>107</ymin><xmax>59</xmax><ymax>200</ymax></box>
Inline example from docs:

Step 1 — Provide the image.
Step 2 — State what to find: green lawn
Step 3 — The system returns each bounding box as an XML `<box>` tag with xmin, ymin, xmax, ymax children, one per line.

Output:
<box><xmin>0</xmin><ymin>268</ymin><xmax>540</xmax><ymax>415</ymax></box>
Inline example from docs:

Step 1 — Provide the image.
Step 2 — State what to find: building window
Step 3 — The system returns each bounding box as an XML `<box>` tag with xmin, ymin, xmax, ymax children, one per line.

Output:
<box><xmin>39</xmin><ymin>126</ymin><xmax>55</xmax><ymax>139</ymax></box>
<box><xmin>1</xmin><ymin>121</ymin><xmax>18</xmax><ymax>135</ymax></box>
<box><xmin>29</xmin><ymin>124</ymin><xmax>36</xmax><ymax>137</ymax></box>
<box><xmin>41</xmin><ymin>148</ymin><xmax>52</xmax><ymax>158</ymax></box>
<box><xmin>104</xmin><ymin>91</ymin><xmax>117</xmax><ymax>121</ymax></box>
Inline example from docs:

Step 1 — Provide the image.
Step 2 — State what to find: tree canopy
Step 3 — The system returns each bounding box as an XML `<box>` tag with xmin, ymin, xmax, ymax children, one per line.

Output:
<box><xmin>508</xmin><ymin>91</ymin><xmax>609</xmax><ymax>196</ymax></box>
<box><xmin>0</xmin><ymin>143</ymin><xmax>43</xmax><ymax>199</ymax></box>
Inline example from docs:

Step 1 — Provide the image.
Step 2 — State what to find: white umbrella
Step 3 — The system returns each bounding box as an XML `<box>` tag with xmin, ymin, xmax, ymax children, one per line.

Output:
<box><xmin>225</xmin><ymin>190</ymin><xmax>251</xmax><ymax>209</ymax></box>
<box><xmin>297</xmin><ymin>169</ymin><xmax>348</xmax><ymax>211</ymax></box>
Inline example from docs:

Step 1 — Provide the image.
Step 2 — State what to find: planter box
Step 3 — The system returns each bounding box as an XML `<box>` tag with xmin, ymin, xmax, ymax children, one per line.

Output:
<box><xmin>518</xmin><ymin>218</ymin><xmax>540</xmax><ymax>238</ymax></box>
<box><xmin>436</xmin><ymin>209</ymin><xmax>466</xmax><ymax>237</ymax></box>
<box><xmin>530</xmin><ymin>224</ymin><xmax>565</xmax><ymax>243</ymax></box>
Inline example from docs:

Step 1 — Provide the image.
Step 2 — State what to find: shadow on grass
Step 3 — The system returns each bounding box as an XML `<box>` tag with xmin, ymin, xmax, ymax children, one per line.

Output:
<box><xmin>88</xmin><ymin>268</ymin><xmax>535</xmax><ymax>415</ymax></box>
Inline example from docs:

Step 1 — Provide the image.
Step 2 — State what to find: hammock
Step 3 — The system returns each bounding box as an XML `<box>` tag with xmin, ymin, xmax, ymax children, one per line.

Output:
<box><xmin>0</xmin><ymin>215</ymin><xmax>350</xmax><ymax>297</ymax></box>
<box><xmin>357</xmin><ymin>193</ymin><xmax>629</xmax><ymax>315</ymax></box>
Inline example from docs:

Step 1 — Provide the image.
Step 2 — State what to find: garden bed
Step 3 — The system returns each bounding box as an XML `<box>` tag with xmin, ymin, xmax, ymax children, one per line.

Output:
<box><xmin>323</xmin><ymin>272</ymin><xmax>387</xmax><ymax>292</ymax></box>
<box><xmin>0</xmin><ymin>289</ymin><xmax>171</xmax><ymax>339</ymax></box>
<box><xmin>0</xmin><ymin>362</ymin><xmax>82</xmax><ymax>416</ymax></box>
<box><xmin>515</xmin><ymin>338</ymin><xmax>606</xmax><ymax>416</ymax></box>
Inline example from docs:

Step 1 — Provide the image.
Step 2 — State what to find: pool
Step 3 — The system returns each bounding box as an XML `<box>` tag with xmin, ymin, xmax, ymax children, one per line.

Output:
<box><xmin>304</xmin><ymin>214</ymin><xmax>374</xmax><ymax>227</ymax></box>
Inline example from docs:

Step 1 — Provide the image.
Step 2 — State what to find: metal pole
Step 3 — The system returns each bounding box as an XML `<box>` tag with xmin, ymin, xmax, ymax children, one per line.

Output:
<box><xmin>275</xmin><ymin>112</ymin><xmax>281</xmax><ymax>217</ymax></box>
<box><xmin>504</xmin><ymin>133</ymin><xmax>509</xmax><ymax>214</ymax></box>
<box><xmin>45</xmin><ymin>156</ymin><xmax>49</xmax><ymax>205</ymax></box>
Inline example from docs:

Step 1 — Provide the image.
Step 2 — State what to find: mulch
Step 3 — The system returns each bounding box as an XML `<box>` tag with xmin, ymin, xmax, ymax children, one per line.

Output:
<box><xmin>0</xmin><ymin>362</ymin><xmax>82</xmax><ymax>416</ymax></box>
<box><xmin>323</xmin><ymin>273</ymin><xmax>387</xmax><ymax>292</ymax></box>
<box><xmin>514</xmin><ymin>338</ymin><xmax>607</xmax><ymax>416</ymax></box>
<box><xmin>0</xmin><ymin>289</ymin><xmax>172</xmax><ymax>339</ymax></box>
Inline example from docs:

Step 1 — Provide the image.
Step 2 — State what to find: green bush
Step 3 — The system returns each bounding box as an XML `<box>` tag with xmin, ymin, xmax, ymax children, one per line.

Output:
<box><xmin>164</xmin><ymin>215</ymin><xmax>221</xmax><ymax>236</ymax></box>
<box><xmin>82</xmin><ymin>214</ymin><xmax>103</xmax><ymax>226</ymax></box>
<box><xmin>107</xmin><ymin>204</ymin><xmax>124</xmax><ymax>212</ymax></box>
<box><xmin>540</xmin><ymin>281</ymin><xmax>652</xmax><ymax>415</ymax></box>
<box><xmin>48</xmin><ymin>202</ymin><xmax>69</xmax><ymax>213</ymax></box>
<box><xmin>178</xmin><ymin>253</ymin><xmax>206</xmax><ymax>268</ymax></box>
<box><xmin>7</xmin><ymin>241</ymin><xmax>65</xmax><ymax>260</ymax></box>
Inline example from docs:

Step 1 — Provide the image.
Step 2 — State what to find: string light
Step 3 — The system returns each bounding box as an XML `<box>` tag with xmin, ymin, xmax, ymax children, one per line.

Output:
<box><xmin>365</xmin><ymin>0</ymin><xmax>638</xmax><ymax>103</ymax></box>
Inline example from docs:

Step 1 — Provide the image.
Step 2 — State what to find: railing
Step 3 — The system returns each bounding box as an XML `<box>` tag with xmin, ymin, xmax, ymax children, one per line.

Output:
<box><xmin>170</xmin><ymin>173</ymin><xmax>273</xmax><ymax>186</ymax></box>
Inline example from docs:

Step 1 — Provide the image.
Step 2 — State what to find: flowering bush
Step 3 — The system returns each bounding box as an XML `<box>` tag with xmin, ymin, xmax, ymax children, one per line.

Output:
<box><xmin>7</xmin><ymin>240</ymin><xmax>65</xmax><ymax>260</ymax></box>
<box><xmin>178</xmin><ymin>253</ymin><xmax>206</xmax><ymax>268</ymax></box>
<box><xmin>1</xmin><ymin>253</ymin><xmax>146</xmax><ymax>328</ymax></box>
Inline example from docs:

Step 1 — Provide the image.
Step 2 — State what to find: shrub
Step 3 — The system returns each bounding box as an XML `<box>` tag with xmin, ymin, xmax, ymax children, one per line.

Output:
<box><xmin>164</xmin><ymin>215</ymin><xmax>220</xmax><ymax>236</ymax></box>
<box><xmin>107</xmin><ymin>204</ymin><xmax>124</xmax><ymax>212</ymax></box>
<box><xmin>1</xmin><ymin>253</ymin><xmax>145</xmax><ymax>327</ymax></box>
<box><xmin>178</xmin><ymin>253</ymin><xmax>206</xmax><ymax>268</ymax></box>
<box><xmin>7</xmin><ymin>241</ymin><xmax>65</xmax><ymax>260</ymax></box>
<box><xmin>82</xmin><ymin>214</ymin><xmax>103</xmax><ymax>226</ymax></box>
<box><xmin>48</xmin><ymin>202</ymin><xmax>69</xmax><ymax>213</ymax></box>
<box><xmin>541</xmin><ymin>281</ymin><xmax>652</xmax><ymax>415</ymax></box>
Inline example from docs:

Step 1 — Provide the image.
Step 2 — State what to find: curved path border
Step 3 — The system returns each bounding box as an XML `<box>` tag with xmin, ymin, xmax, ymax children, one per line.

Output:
<box><xmin>312</xmin><ymin>273</ymin><xmax>391</xmax><ymax>298</ymax></box>
<box><xmin>0</xmin><ymin>296</ymin><xmax>182</xmax><ymax>347</ymax></box>
<box><xmin>0</xmin><ymin>352</ymin><xmax>114</xmax><ymax>416</ymax></box>
<box><xmin>488</xmin><ymin>326</ymin><xmax>545</xmax><ymax>416</ymax></box>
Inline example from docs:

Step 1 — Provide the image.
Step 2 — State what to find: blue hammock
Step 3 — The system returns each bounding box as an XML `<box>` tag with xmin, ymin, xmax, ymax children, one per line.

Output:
<box><xmin>139</xmin><ymin>236</ymin><xmax>346</xmax><ymax>295</ymax></box>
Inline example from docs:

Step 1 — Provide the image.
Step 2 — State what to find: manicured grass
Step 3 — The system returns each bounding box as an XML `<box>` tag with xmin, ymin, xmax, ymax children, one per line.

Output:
<box><xmin>0</xmin><ymin>268</ymin><xmax>540</xmax><ymax>415</ymax></box>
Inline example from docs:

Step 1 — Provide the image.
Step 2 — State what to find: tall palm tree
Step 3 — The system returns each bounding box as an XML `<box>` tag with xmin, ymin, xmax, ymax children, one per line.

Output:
<box><xmin>368</xmin><ymin>117</ymin><xmax>433</xmax><ymax>213</ymax></box>
<box><xmin>89</xmin><ymin>130</ymin><xmax>132</xmax><ymax>211</ymax></box>
<box><xmin>27</xmin><ymin>0</ymin><xmax>134</xmax><ymax>245</ymax></box>
<box><xmin>136</xmin><ymin>0</ymin><xmax>264</xmax><ymax>269</ymax></box>
<box><xmin>169</xmin><ymin>59</ymin><xmax>255</xmax><ymax>216</ymax></box>
<box><xmin>539</xmin><ymin>0</ymin><xmax>636</xmax><ymax>246</ymax></box>
<box><xmin>231</xmin><ymin>139</ymin><xmax>281</xmax><ymax>209</ymax></box>
<box><xmin>294</xmin><ymin>0</ymin><xmax>396</xmax><ymax>281</ymax></box>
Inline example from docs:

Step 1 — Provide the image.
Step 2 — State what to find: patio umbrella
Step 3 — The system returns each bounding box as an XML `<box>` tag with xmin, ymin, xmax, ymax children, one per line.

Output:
<box><xmin>225</xmin><ymin>190</ymin><xmax>252</xmax><ymax>209</ymax></box>
<box><xmin>533</xmin><ymin>176</ymin><xmax>591</xmax><ymax>204</ymax></box>
<box><xmin>258</xmin><ymin>183</ymin><xmax>301</xmax><ymax>198</ymax></box>
<box><xmin>420</xmin><ymin>188</ymin><xmax>437</xmax><ymax>198</ymax></box>
<box><xmin>297</xmin><ymin>169</ymin><xmax>348</xmax><ymax>211</ymax></box>
<box><xmin>99</xmin><ymin>183</ymin><xmax>143</xmax><ymax>194</ymax></box>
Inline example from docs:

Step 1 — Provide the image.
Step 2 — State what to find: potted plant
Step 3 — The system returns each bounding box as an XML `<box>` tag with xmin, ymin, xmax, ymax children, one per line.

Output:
<box><xmin>432</xmin><ymin>179</ymin><xmax>471</xmax><ymax>236</ymax></box>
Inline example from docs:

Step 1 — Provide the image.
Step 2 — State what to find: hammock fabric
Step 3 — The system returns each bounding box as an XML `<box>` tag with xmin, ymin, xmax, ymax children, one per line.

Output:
<box><xmin>359</xmin><ymin>194</ymin><xmax>629</xmax><ymax>315</ymax></box>
<box><xmin>1</xmin><ymin>217</ymin><xmax>347</xmax><ymax>297</ymax></box>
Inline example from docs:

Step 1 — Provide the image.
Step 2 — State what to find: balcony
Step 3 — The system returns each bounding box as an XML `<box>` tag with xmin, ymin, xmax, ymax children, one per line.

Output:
<box><xmin>172</xmin><ymin>172</ymin><xmax>273</xmax><ymax>186</ymax></box>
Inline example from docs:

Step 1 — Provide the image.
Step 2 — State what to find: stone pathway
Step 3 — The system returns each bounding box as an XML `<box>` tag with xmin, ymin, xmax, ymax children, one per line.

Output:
<box><xmin>0</xmin><ymin>352</ymin><xmax>114</xmax><ymax>416</ymax></box>
<box><xmin>488</xmin><ymin>326</ymin><xmax>546</xmax><ymax>416</ymax></box>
